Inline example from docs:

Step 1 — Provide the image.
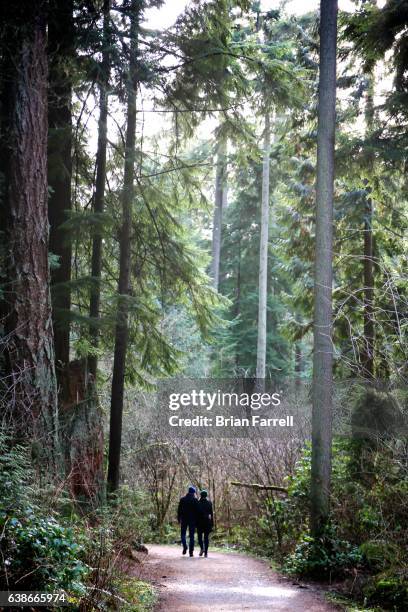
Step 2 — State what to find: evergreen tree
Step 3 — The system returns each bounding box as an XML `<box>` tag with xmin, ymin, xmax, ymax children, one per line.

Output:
<box><xmin>108</xmin><ymin>0</ymin><xmax>144</xmax><ymax>494</ymax></box>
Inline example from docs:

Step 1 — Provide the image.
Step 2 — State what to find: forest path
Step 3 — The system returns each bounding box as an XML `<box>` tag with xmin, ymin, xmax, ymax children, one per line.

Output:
<box><xmin>139</xmin><ymin>544</ymin><xmax>338</xmax><ymax>611</ymax></box>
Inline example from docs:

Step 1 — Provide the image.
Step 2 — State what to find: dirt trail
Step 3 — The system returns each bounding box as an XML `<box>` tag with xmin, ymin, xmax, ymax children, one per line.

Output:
<box><xmin>139</xmin><ymin>544</ymin><xmax>338</xmax><ymax>611</ymax></box>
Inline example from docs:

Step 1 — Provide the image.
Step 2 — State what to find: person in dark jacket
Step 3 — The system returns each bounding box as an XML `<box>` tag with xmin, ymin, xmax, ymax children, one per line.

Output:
<box><xmin>197</xmin><ymin>489</ymin><xmax>213</xmax><ymax>558</ymax></box>
<box><xmin>177</xmin><ymin>485</ymin><xmax>199</xmax><ymax>556</ymax></box>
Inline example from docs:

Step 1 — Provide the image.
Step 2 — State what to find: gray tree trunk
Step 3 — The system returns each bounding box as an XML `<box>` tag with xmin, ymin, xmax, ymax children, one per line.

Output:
<box><xmin>107</xmin><ymin>1</ymin><xmax>139</xmax><ymax>494</ymax></box>
<box><xmin>310</xmin><ymin>0</ymin><xmax>338</xmax><ymax>537</ymax></box>
<box><xmin>89</xmin><ymin>0</ymin><xmax>111</xmax><ymax>379</ymax></box>
<box><xmin>256</xmin><ymin>113</ymin><xmax>271</xmax><ymax>380</ymax></box>
<box><xmin>211</xmin><ymin>136</ymin><xmax>227</xmax><ymax>290</ymax></box>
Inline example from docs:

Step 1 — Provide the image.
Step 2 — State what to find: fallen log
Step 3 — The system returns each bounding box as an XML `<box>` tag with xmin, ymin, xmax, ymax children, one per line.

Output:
<box><xmin>230</xmin><ymin>481</ymin><xmax>288</xmax><ymax>494</ymax></box>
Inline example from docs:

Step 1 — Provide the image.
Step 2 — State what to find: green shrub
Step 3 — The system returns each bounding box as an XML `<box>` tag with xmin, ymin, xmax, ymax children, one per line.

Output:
<box><xmin>359</xmin><ymin>540</ymin><xmax>400</xmax><ymax>572</ymax></box>
<box><xmin>0</xmin><ymin>508</ymin><xmax>88</xmax><ymax>592</ymax></box>
<box><xmin>283</xmin><ymin>527</ymin><xmax>363</xmax><ymax>578</ymax></box>
<box><xmin>116</xmin><ymin>577</ymin><xmax>157</xmax><ymax>611</ymax></box>
<box><xmin>149</xmin><ymin>521</ymin><xmax>179</xmax><ymax>544</ymax></box>
<box><xmin>104</xmin><ymin>485</ymin><xmax>153</xmax><ymax>545</ymax></box>
<box><xmin>0</xmin><ymin>434</ymin><xmax>88</xmax><ymax>594</ymax></box>
<box><xmin>0</xmin><ymin>435</ymin><xmax>34</xmax><ymax>512</ymax></box>
<box><xmin>364</xmin><ymin>574</ymin><xmax>408</xmax><ymax>610</ymax></box>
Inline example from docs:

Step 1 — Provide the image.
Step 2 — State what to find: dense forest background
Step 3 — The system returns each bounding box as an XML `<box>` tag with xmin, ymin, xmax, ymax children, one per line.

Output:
<box><xmin>0</xmin><ymin>0</ymin><xmax>407</xmax><ymax>609</ymax></box>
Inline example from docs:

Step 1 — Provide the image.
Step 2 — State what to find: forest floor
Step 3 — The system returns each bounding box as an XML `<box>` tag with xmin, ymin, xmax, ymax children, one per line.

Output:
<box><xmin>132</xmin><ymin>543</ymin><xmax>340</xmax><ymax>611</ymax></box>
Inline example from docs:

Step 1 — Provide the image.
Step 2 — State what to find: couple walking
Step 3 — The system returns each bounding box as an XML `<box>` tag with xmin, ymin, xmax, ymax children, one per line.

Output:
<box><xmin>177</xmin><ymin>486</ymin><xmax>213</xmax><ymax>557</ymax></box>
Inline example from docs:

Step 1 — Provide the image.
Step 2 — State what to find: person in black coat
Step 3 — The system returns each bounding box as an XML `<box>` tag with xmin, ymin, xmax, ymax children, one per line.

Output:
<box><xmin>197</xmin><ymin>489</ymin><xmax>213</xmax><ymax>557</ymax></box>
<box><xmin>177</xmin><ymin>485</ymin><xmax>199</xmax><ymax>556</ymax></box>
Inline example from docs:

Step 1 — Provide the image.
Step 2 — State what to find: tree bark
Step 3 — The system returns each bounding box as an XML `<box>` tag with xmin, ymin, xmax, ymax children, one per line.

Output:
<box><xmin>295</xmin><ymin>314</ymin><xmax>303</xmax><ymax>386</ymax></box>
<box><xmin>0</xmin><ymin>1</ymin><xmax>58</xmax><ymax>467</ymax></box>
<box><xmin>48</xmin><ymin>0</ymin><xmax>74</xmax><ymax>382</ymax></box>
<box><xmin>295</xmin><ymin>343</ymin><xmax>302</xmax><ymax>386</ymax></box>
<box><xmin>107</xmin><ymin>1</ymin><xmax>139</xmax><ymax>494</ymax></box>
<box><xmin>211</xmin><ymin>135</ymin><xmax>227</xmax><ymax>290</ymax></box>
<box><xmin>234</xmin><ymin>234</ymin><xmax>242</xmax><ymax>367</ymax></box>
<box><xmin>89</xmin><ymin>0</ymin><xmax>111</xmax><ymax>379</ymax></box>
<box><xmin>256</xmin><ymin>113</ymin><xmax>271</xmax><ymax>380</ymax></box>
<box><xmin>59</xmin><ymin>359</ymin><xmax>105</xmax><ymax>506</ymax></box>
<box><xmin>310</xmin><ymin>0</ymin><xmax>338</xmax><ymax>537</ymax></box>
<box><xmin>362</xmin><ymin>76</ymin><xmax>375</xmax><ymax>378</ymax></box>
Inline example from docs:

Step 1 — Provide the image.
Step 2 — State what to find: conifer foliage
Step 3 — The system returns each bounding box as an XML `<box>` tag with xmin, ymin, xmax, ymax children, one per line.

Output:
<box><xmin>0</xmin><ymin>1</ymin><xmax>407</xmax><ymax>603</ymax></box>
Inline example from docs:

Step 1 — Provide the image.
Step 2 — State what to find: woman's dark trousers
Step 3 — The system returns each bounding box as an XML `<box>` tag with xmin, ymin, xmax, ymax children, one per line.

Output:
<box><xmin>197</xmin><ymin>528</ymin><xmax>210</xmax><ymax>554</ymax></box>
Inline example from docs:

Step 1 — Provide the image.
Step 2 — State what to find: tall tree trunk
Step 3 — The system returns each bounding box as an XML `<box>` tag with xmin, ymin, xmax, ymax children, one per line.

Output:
<box><xmin>0</xmin><ymin>1</ymin><xmax>58</xmax><ymax>467</ymax></box>
<box><xmin>295</xmin><ymin>345</ymin><xmax>302</xmax><ymax>386</ymax></box>
<box><xmin>295</xmin><ymin>314</ymin><xmax>303</xmax><ymax>387</ymax></box>
<box><xmin>256</xmin><ymin>113</ymin><xmax>271</xmax><ymax>380</ymax></box>
<box><xmin>89</xmin><ymin>0</ymin><xmax>111</xmax><ymax>379</ymax></box>
<box><xmin>234</xmin><ymin>234</ymin><xmax>242</xmax><ymax>368</ymax></box>
<box><xmin>310</xmin><ymin>0</ymin><xmax>338</xmax><ymax>537</ymax></box>
<box><xmin>107</xmin><ymin>2</ymin><xmax>139</xmax><ymax>494</ymax></box>
<box><xmin>48</xmin><ymin>0</ymin><xmax>74</xmax><ymax>383</ymax></box>
<box><xmin>362</xmin><ymin>76</ymin><xmax>374</xmax><ymax>377</ymax></box>
<box><xmin>211</xmin><ymin>135</ymin><xmax>227</xmax><ymax>290</ymax></box>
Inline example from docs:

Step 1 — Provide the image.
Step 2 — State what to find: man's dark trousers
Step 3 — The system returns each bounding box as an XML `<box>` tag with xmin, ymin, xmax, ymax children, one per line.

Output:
<box><xmin>181</xmin><ymin>521</ymin><xmax>196</xmax><ymax>554</ymax></box>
